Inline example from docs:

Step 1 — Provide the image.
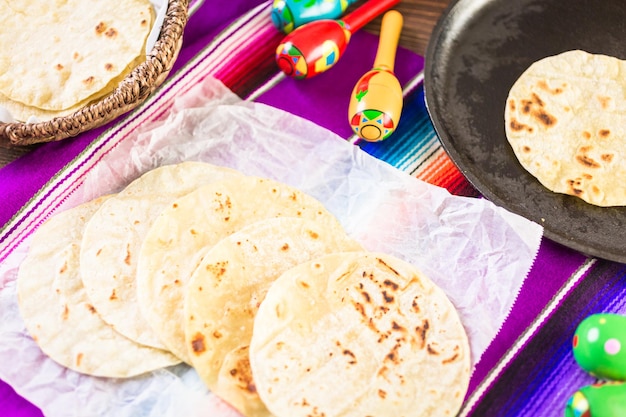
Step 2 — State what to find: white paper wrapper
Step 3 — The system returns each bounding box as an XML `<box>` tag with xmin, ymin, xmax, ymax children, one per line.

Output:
<box><xmin>0</xmin><ymin>77</ymin><xmax>543</xmax><ymax>416</ymax></box>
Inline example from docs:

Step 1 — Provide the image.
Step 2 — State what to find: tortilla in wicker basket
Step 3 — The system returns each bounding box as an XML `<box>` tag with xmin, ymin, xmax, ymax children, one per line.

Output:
<box><xmin>0</xmin><ymin>0</ymin><xmax>188</xmax><ymax>146</ymax></box>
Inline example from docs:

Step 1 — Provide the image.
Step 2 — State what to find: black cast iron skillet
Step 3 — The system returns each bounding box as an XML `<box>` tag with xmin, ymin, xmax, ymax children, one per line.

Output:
<box><xmin>424</xmin><ymin>0</ymin><xmax>626</xmax><ymax>263</ymax></box>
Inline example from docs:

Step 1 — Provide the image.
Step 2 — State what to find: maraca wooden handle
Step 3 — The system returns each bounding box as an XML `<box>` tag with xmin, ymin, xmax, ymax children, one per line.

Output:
<box><xmin>373</xmin><ymin>10</ymin><xmax>403</xmax><ymax>72</ymax></box>
<box><xmin>342</xmin><ymin>0</ymin><xmax>401</xmax><ymax>33</ymax></box>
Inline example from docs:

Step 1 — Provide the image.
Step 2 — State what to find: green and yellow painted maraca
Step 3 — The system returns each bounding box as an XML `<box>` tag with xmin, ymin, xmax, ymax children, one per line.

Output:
<box><xmin>565</xmin><ymin>313</ymin><xmax>626</xmax><ymax>416</ymax></box>
<box><xmin>348</xmin><ymin>9</ymin><xmax>403</xmax><ymax>142</ymax></box>
<box><xmin>566</xmin><ymin>382</ymin><xmax>626</xmax><ymax>417</ymax></box>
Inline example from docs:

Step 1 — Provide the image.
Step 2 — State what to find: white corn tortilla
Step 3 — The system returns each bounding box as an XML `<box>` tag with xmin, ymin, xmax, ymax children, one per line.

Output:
<box><xmin>0</xmin><ymin>0</ymin><xmax>153</xmax><ymax>114</ymax></box>
<box><xmin>136</xmin><ymin>176</ymin><xmax>347</xmax><ymax>363</ymax></box>
<box><xmin>184</xmin><ymin>217</ymin><xmax>362</xmax><ymax>417</ymax></box>
<box><xmin>250</xmin><ymin>252</ymin><xmax>471</xmax><ymax>417</ymax></box>
<box><xmin>505</xmin><ymin>49</ymin><xmax>626</xmax><ymax>206</ymax></box>
<box><xmin>80</xmin><ymin>162</ymin><xmax>242</xmax><ymax>350</ymax></box>
<box><xmin>17</xmin><ymin>196</ymin><xmax>180</xmax><ymax>378</ymax></box>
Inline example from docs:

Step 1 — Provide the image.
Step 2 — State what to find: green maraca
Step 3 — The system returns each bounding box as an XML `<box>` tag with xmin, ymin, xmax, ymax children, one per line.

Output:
<box><xmin>572</xmin><ymin>313</ymin><xmax>626</xmax><ymax>381</ymax></box>
<box><xmin>565</xmin><ymin>381</ymin><xmax>626</xmax><ymax>417</ymax></box>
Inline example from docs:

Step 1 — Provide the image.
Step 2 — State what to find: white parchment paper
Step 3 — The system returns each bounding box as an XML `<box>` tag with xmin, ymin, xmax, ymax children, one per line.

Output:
<box><xmin>0</xmin><ymin>77</ymin><xmax>543</xmax><ymax>416</ymax></box>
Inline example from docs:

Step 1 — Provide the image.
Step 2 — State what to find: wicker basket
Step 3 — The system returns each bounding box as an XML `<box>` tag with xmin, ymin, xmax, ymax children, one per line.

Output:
<box><xmin>0</xmin><ymin>0</ymin><xmax>189</xmax><ymax>146</ymax></box>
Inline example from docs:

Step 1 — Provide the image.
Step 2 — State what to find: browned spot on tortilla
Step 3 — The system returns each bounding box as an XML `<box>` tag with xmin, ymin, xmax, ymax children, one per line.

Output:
<box><xmin>307</xmin><ymin>230</ymin><xmax>319</xmax><ymax>239</ymax></box>
<box><xmin>523</xmin><ymin>146</ymin><xmax>531</xmax><ymax>153</ymax></box>
<box><xmin>508</xmin><ymin>99</ymin><xmax>516</xmax><ymax>112</ymax></box>
<box><xmin>509</xmin><ymin>118</ymin><xmax>530</xmax><ymax>132</ymax></box>
<box><xmin>124</xmin><ymin>244</ymin><xmax>131</xmax><ymax>265</ymax></box>
<box><xmin>383</xmin><ymin>279</ymin><xmax>399</xmax><ymax>291</ymax></box>
<box><xmin>95</xmin><ymin>22</ymin><xmax>107</xmax><ymax>34</ymax></box>
<box><xmin>281</xmin><ymin>243</ymin><xmax>290</xmax><ymax>251</ymax></box>
<box><xmin>83</xmin><ymin>76</ymin><xmax>95</xmax><ymax>85</ymax></box>
<box><xmin>582</xmin><ymin>131</ymin><xmax>592</xmax><ymax>139</ymax></box>
<box><xmin>59</xmin><ymin>262</ymin><xmax>68</xmax><ymax>274</ymax></box>
<box><xmin>532</xmin><ymin>93</ymin><xmax>545</xmax><ymax>107</ymax></box>
<box><xmin>73</xmin><ymin>52</ymin><xmax>81</xmax><ymax>60</ymax></box>
<box><xmin>378</xmin><ymin>389</ymin><xmax>387</xmax><ymax>399</ymax></box>
<box><xmin>412</xmin><ymin>297</ymin><xmax>420</xmax><ymax>313</ymax></box>
<box><xmin>597</xmin><ymin>95</ymin><xmax>611</xmax><ymax>110</ymax></box>
<box><xmin>353</xmin><ymin>301</ymin><xmax>366</xmax><ymax>318</ymax></box>
<box><xmin>76</xmin><ymin>353</ymin><xmax>84</xmax><ymax>367</ymax></box>
<box><xmin>377</xmin><ymin>258</ymin><xmax>400</xmax><ymax>276</ymax></box>
<box><xmin>382</xmin><ymin>291</ymin><xmax>394</xmax><ymax>303</ymax></box>
<box><xmin>62</xmin><ymin>304</ymin><xmax>69</xmax><ymax>320</ymax></box>
<box><xmin>427</xmin><ymin>344</ymin><xmax>439</xmax><ymax>355</ymax></box>
<box><xmin>535</xmin><ymin>110</ymin><xmax>556</xmax><ymax>127</ymax></box>
<box><xmin>576</xmin><ymin>155</ymin><xmax>600</xmax><ymax>168</ymax></box>
<box><xmin>567</xmin><ymin>179</ymin><xmax>584</xmax><ymax>196</ymax></box>
<box><xmin>385</xmin><ymin>343</ymin><xmax>402</xmax><ymax>364</ymax></box>
<box><xmin>443</xmin><ymin>353</ymin><xmax>460</xmax><ymax>364</ymax></box>
<box><xmin>109</xmin><ymin>289</ymin><xmax>117</xmax><ymax>300</ymax></box>
<box><xmin>599</xmin><ymin>129</ymin><xmax>611</xmax><ymax>138</ymax></box>
<box><xmin>592</xmin><ymin>186</ymin><xmax>601</xmax><ymax>195</ymax></box>
<box><xmin>86</xmin><ymin>304</ymin><xmax>97</xmax><ymax>314</ymax></box>
<box><xmin>228</xmin><ymin>353</ymin><xmax>257</xmax><ymax>393</ymax></box>
<box><xmin>141</xmin><ymin>19</ymin><xmax>148</xmax><ymax>26</ymax></box>
<box><xmin>537</xmin><ymin>80</ymin><xmax>564</xmax><ymax>95</ymax></box>
<box><xmin>104</xmin><ymin>63</ymin><xmax>114</xmax><ymax>71</ymax></box>
<box><xmin>191</xmin><ymin>333</ymin><xmax>206</xmax><ymax>354</ymax></box>
<box><xmin>105</xmin><ymin>27</ymin><xmax>118</xmax><ymax>38</ymax></box>
<box><xmin>55</xmin><ymin>64</ymin><xmax>64</xmax><ymax>71</ymax></box>
<box><xmin>391</xmin><ymin>321</ymin><xmax>406</xmax><ymax>333</ymax></box>
<box><xmin>582</xmin><ymin>173</ymin><xmax>593</xmax><ymax>180</ymax></box>
<box><xmin>205</xmin><ymin>261</ymin><xmax>227</xmax><ymax>283</ymax></box>
<box><xmin>602</xmin><ymin>154</ymin><xmax>614</xmax><ymax>163</ymax></box>
<box><xmin>415</xmin><ymin>319</ymin><xmax>429</xmax><ymax>349</ymax></box>
<box><xmin>343</xmin><ymin>349</ymin><xmax>357</xmax><ymax>365</ymax></box>
<box><xmin>443</xmin><ymin>346</ymin><xmax>461</xmax><ymax>364</ymax></box>
<box><xmin>519</xmin><ymin>94</ymin><xmax>556</xmax><ymax>128</ymax></box>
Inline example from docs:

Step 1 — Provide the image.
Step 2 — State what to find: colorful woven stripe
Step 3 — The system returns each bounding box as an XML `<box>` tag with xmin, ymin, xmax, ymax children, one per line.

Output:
<box><xmin>357</xmin><ymin>83</ymin><xmax>479</xmax><ymax>197</ymax></box>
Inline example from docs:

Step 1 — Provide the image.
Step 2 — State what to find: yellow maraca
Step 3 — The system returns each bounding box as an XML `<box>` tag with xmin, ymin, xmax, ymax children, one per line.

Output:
<box><xmin>348</xmin><ymin>9</ymin><xmax>403</xmax><ymax>142</ymax></box>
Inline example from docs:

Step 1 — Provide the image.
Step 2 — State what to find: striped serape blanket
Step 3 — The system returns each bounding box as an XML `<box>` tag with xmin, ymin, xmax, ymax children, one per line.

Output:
<box><xmin>1</xmin><ymin>1</ymin><xmax>623</xmax><ymax>416</ymax></box>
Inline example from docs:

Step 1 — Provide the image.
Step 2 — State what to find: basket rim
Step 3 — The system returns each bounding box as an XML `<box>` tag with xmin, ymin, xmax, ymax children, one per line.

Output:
<box><xmin>0</xmin><ymin>0</ymin><xmax>190</xmax><ymax>146</ymax></box>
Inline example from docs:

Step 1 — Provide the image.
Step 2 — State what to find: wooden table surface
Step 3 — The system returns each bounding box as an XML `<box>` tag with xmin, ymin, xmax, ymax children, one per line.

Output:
<box><xmin>0</xmin><ymin>0</ymin><xmax>451</xmax><ymax>169</ymax></box>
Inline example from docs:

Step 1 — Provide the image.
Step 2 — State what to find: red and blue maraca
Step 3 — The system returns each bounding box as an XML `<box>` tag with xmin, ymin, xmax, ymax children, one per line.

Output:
<box><xmin>275</xmin><ymin>0</ymin><xmax>400</xmax><ymax>79</ymax></box>
<box><xmin>271</xmin><ymin>0</ymin><xmax>358</xmax><ymax>34</ymax></box>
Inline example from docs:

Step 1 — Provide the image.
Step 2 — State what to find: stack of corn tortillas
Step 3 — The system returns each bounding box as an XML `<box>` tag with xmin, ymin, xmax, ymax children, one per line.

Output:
<box><xmin>505</xmin><ymin>49</ymin><xmax>626</xmax><ymax>207</ymax></box>
<box><xmin>16</xmin><ymin>161</ymin><xmax>471</xmax><ymax>417</ymax></box>
<box><xmin>17</xmin><ymin>195</ymin><xmax>179</xmax><ymax>378</ymax></box>
<box><xmin>0</xmin><ymin>0</ymin><xmax>154</xmax><ymax>122</ymax></box>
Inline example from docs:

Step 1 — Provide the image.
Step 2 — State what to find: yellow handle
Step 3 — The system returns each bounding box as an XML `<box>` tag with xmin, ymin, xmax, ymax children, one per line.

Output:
<box><xmin>373</xmin><ymin>10</ymin><xmax>403</xmax><ymax>72</ymax></box>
